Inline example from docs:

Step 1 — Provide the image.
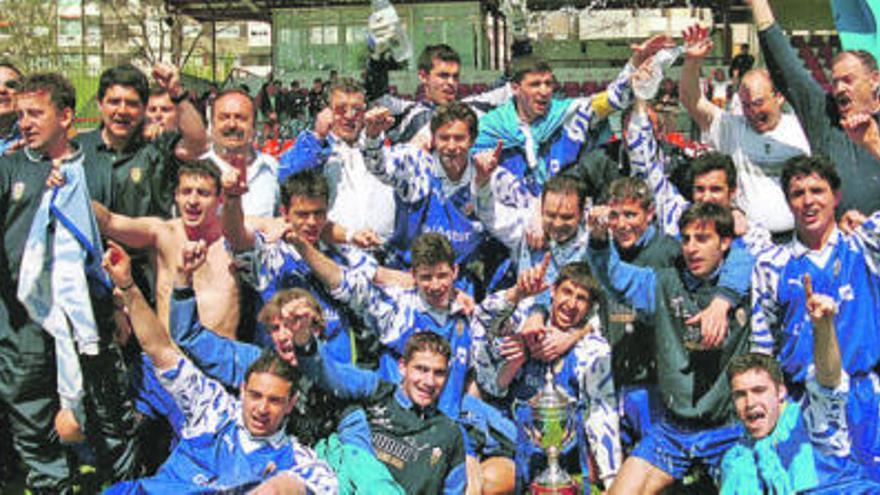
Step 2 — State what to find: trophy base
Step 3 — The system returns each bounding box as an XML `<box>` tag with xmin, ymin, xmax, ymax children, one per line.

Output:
<box><xmin>530</xmin><ymin>482</ymin><xmax>578</xmax><ymax>495</ymax></box>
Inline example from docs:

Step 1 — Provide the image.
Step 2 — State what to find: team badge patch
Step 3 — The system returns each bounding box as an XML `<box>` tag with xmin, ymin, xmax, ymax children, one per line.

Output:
<box><xmin>430</xmin><ymin>447</ymin><xmax>442</xmax><ymax>466</ymax></box>
<box><xmin>130</xmin><ymin>167</ymin><xmax>142</xmax><ymax>184</ymax></box>
<box><xmin>12</xmin><ymin>181</ymin><xmax>24</xmax><ymax>201</ymax></box>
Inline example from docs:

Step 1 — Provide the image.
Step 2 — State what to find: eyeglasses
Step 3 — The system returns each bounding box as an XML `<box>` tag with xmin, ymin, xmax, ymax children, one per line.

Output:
<box><xmin>1</xmin><ymin>80</ymin><xmax>18</xmax><ymax>90</ymax></box>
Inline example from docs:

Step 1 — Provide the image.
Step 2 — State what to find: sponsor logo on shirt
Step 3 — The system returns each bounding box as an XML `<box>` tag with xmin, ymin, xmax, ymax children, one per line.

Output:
<box><xmin>12</xmin><ymin>181</ymin><xmax>24</xmax><ymax>201</ymax></box>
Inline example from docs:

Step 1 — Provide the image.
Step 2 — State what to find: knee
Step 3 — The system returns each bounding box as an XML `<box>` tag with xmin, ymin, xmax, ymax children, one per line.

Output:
<box><xmin>481</xmin><ymin>456</ymin><xmax>516</xmax><ymax>495</ymax></box>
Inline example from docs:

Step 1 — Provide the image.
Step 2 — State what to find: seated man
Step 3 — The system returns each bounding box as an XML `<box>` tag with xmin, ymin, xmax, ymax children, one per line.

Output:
<box><xmin>102</xmin><ymin>242</ymin><xmax>337</xmax><ymax>494</ymax></box>
<box><xmin>294</xmin><ymin>327</ymin><xmax>467</xmax><ymax>494</ymax></box>
<box><xmin>93</xmin><ymin>160</ymin><xmax>241</xmax><ymax>339</ymax></box>
<box><xmin>593</xmin><ymin>203</ymin><xmax>751</xmax><ymax>494</ymax></box>
<box><xmin>474</xmin><ymin>262</ymin><xmax>622</xmax><ymax>490</ymax></box>
<box><xmin>293</xmin><ymin>231</ymin><xmax>520</xmax><ymax>494</ymax></box>
<box><xmin>721</xmin><ymin>284</ymin><xmax>880</xmax><ymax>494</ymax></box>
<box><xmin>223</xmin><ymin>168</ymin><xmax>377</xmax><ymax>364</ymax></box>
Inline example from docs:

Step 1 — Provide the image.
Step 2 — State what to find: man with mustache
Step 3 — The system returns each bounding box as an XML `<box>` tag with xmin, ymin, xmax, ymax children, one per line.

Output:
<box><xmin>680</xmin><ymin>24</ymin><xmax>810</xmax><ymax>236</ymax></box>
<box><xmin>589</xmin><ymin>202</ymin><xmax>751</xmax><ymax>494</ymax></box>
<box><xmin>205</xmin><ymin>88</ymin><xmax>280</xmax><ymax>218</ymax></box>
<box><xmin>751</xmin><ymin>155</ymin><xmax>880</xmax><ymax>480</ymax></box>
<box><xmin>747</xmin><ymin>0</ymin><xmax>880</xmax><ymax>215</ymax></box>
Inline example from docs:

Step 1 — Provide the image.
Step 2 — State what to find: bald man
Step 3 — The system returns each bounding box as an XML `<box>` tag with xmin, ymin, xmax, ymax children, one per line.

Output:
<box><xmin>680</xmin><ymin>25</ymin><xmax>810</xmax><ymax>235</ymax></box>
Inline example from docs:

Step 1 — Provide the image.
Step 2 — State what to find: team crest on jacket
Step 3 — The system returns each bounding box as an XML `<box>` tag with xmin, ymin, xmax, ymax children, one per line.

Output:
<box><xmin>12</xmin><ymin>181</ymin><xmax>24</xmax><ymax>201</ymax></box>
<box><xmin>130</xmin><ymin>167</ymin><xmax>142</xmax><ymax>184</ymax></box>
<box><xmin>430</xmin><ymin>446</ymin><xmax>442</xmax><ymax>466</ymax></box>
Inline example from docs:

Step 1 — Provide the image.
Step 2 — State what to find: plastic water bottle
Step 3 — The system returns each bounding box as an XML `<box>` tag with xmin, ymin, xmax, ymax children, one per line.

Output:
<box><xmin>369</xmin><ymin>0</ymin><xmax>412</xmax><ymax>63</ymax></box>
<box><xmin>632</xmin><ymin>45</ymin><xmax>684</xmax><ymax>101</ymax></box>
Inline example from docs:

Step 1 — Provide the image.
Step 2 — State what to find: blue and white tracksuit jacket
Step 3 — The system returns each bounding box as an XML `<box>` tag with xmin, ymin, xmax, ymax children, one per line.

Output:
<box><xmin>107</xmin><ymin>357</ymin><xmax>338</xmax><ymax>494</ymax></box>
<box><xmin>471</xmin><ymin>291</ymin><xmax>622</xmax><ymax>486</ymax></box>
<box><xmin>250</xmin><ymin>232</ymin><xmax>377</xmax><ymax>364</ymax></box>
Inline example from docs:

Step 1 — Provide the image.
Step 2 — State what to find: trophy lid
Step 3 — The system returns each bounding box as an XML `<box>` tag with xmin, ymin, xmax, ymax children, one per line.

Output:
<box><xmin>528</xmin><ymin>366</ymin><xmax>573</xmax><ymax>409</ymax></box>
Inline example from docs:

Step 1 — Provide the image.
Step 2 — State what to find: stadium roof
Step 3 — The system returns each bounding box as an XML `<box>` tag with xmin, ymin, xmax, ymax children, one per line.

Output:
<box><xmin>164</xmin><ymin>0</ymin><xmax>681</xmax><ymax>23</ymax></box>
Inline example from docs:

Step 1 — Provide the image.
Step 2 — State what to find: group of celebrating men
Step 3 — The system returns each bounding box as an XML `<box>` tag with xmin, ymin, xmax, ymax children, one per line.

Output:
<box><xmin>2</xmin><ymin>0</ymin><xmax>880</xmax><ymax>493</ymax></box>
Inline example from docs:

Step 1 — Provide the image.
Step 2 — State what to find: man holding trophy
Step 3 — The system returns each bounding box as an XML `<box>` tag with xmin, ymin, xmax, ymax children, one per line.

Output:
<box><xmin>473</xmin><ymin>261</ymin><xmax>622</xmax><ymax>493</ymax></box>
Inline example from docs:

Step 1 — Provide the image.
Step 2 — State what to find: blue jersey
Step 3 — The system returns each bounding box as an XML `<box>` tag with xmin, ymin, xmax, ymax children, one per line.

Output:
<box><xmin>249</xmin><ymin>232</ymin><xmax>377</xmax><ymax>364</ymax></box>
<box><xmin>471</xmin><ymin>291</ymin><xmax>622</xmax><ymax>484</ymax></box>
<box><xmin>108</xmin><ymin>357</ymin><xmax>337</xmax><ymax>494</ymax></box>
<box><xmin>332</xmin><ymin>267</ymin><xmax>484</xmax><ymax>419</ymax></box>
<box><xmin>362</xmin><ymin>139</ymin><xmax>490</xmax><ymax>268</ymax></box>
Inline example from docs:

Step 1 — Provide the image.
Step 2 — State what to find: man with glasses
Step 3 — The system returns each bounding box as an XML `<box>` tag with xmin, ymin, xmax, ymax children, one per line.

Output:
<box><xmin>0</xmin><ymin>62</ymin><xmax>22</xmax><ymax>155</ymax></box>
<box><xmin>680</xmin><ymin>25</ymin><xmax>809</xmax><ymax>237</ymax></box>
<box><xmin>279</xmin><ymin>78</ymin><xmax>396</xmax><ymax>243</ymax></box>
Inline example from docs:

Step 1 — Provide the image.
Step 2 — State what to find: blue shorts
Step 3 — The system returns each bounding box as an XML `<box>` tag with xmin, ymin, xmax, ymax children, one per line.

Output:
<box><xmin>631</xmin><ymin>414</ymin><xmax>743</xmax><ymax>480</ymax></box>
<box><xmin>619</xmin><ymin>384</ymin><xmax>662</xmax><ymax>452</ymax></box>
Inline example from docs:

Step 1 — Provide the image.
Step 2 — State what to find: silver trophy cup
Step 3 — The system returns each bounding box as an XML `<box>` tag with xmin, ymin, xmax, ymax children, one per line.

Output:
<box><xmin>514</xmin><ymin>367</ymin><xmax>580</xmax><ymax>494</ymax></box>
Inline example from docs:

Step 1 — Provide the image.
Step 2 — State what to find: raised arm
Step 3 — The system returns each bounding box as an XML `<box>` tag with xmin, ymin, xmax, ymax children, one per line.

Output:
<box><xmin>168</xmin><ymin>240</ymin><xmax>260</xmax><ymax>387</ymax></box>
<box><xmin>805</xmin><ymin>275</ymin><xmax>841</xmax><ymax>388</ymax></box>
<box><xmin>277</xmin><ymin>108</ymin><xmax>334</xmax><ymax>183</ymax></box>
<box><xmin>680</xmin><ymin>24</ymin><xmax>721</xmax><ymax>133</ymax></box>
<box><xmin>286</xmin><ymin>228</ymin><xmax>344</xmax><ymax>290</ymax></box>
<box><xmin>103</xmin><ymin>241</ymin><xmax>178</xmax><ymax>369</ymax></box>
<box><xmin>220</xmin><ymin>167</ymin><xmax>257</xmax><ymax>251</ymax></box>
<box><xmin>152</xmin><ymin>63</ymin><xmax>208</xmax><ymax>162</ymax></box>
<box><xmin>362</xmin><ymin>107</ymin><xmax>432</xmax><ymax>203</ymax></box>
<box><xmin>92</xmin><ymin>200</ymin><xmax>165</xmax><ymax>249</ymax></box>
<box><xmin>587</xmin><ymin>217</ymin><xmax>658</xmax><ymax>314</ymax></box>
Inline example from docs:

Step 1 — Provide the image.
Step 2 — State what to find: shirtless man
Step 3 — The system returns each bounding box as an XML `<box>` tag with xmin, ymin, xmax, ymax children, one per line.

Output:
<box><xmin>93</xmin><ymin>160</ymin><xmax>240</xmax><ymax>339</ymax></box>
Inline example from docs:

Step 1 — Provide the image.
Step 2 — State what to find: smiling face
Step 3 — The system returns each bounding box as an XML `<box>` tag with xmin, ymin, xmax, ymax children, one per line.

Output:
<box><xmin>16</xmin><ymin>90</ymin><xmax>71</xmax><ymax>155</ymax></box>
<box><xmin>412</xmin><ymin>262</ymin><xmax>457</xmax><ymax>311</ymax></box>
<box><xmin>174</xmin><ymin>173</ymin><xmax>221</xmax><ymax>229</ymax></box>
<box><xmin>680</xmin><ymin>220</ymin><xmax>731</xmax><ymax>278</ymax></box>
<box><xmin>513</xmin><ymin>71</ymin><xmax>555</xmax><ymax>124</ymax></box>
<box><xmin>739</xmin><ymin>72</ymin><xmax>783</xmax><ymax>134</ymax></box>
<box><xmin>731</xmin><ymin>368</ymin><xmax>786</xmax><ymax>439</ymax></box>
<box><xmin>432</xmin><ymin>119</ymin><xmax>473</xmax><ymax>181</ymax></box>
<box><xmin>542</xmin><ymin>190</ymin><xmax>582</xmax><ymax>244</ymax></box>
<box><xmin>609</xmin><ymin>198</ymin><xmax>654</xmax><ymax>251</ymax></box>
<box><xmin>211</xmin><ymin>92</ymin><xmax>255</xmax><ymax>152</ymax></box>
<box><xmin>419</xmin><ymin>59</ymin><xmax>460</xmax><ymax>106</ymax></box>
<box><xmin>146</xmin><ymin>92</ymin><xmax>179</xmax><ymax>131</ymax></box>
<box><xmin>786</xmin><ymin>172</ymin><xmax>840</xmax><ymax>246</ymax></box>
<box><xmin>550</xmin><ymin>279</ymin><xmax>592</xmax><ymax>330</ymax></box>
<box><xmin>831</xmin><ymin>52</ymin><xmax>880</xmax><ymax>119</ymax></box>
<box><xmin>98</xmin><ymin>84</ymin><xmax>144</xmax><ymax>146</ymax></box>
<box><xmin>329</xmin><ymin>89</ymin><xmax>366</xmax><ymax>144</ymax></box>
<box><xmin>0</xmin><ymin>66</ymin><xmax>20</xmax><ymax>117</ymax></box>
<box><xmin>399</xmin><ymin>349</ymin><xmax>448</xmax><ymax>408</ymax></box>
<box><xmin>240</xmin><ymin>371</ymin><xmax>295</xmax><ymax>437</ymax></box>
<box><xmin>693</xmin><ymin>169</ymin><xmax>735</xmax><ymax>208</ymax></box>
